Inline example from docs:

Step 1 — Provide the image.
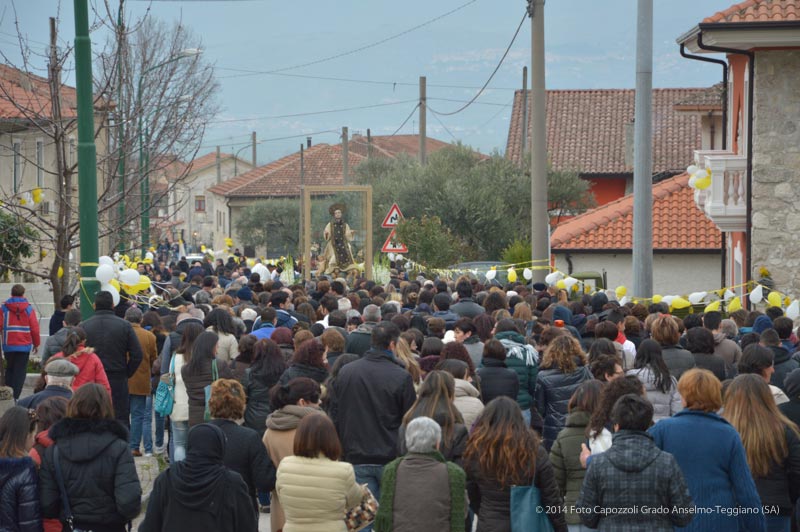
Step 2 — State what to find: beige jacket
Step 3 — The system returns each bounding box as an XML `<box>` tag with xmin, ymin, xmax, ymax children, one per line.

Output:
<box><xmin>276</xmin><ymin>455</ymin><xmax>363</xmax><ymax>532</ymax></box>
<box><xmin>209</xmin><ymin>328</ymin><xmax>238</xmax><ymax>363</ymax></box>
<box><xmin>453</xmin><ymin>378</ymin><xmax>484</xmax><ymax>428</ymax></box>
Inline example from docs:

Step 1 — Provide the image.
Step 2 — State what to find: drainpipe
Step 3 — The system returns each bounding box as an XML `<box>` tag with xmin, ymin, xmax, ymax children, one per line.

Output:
<box><xmin>695</xmin><ymin>31</ymin><xmax>755</xmax><ymax>302</ymax></box>
<box><xmin>679</xmin><ymin>44</ymin><xmax>728</xmax><ymax>150</ymax></box>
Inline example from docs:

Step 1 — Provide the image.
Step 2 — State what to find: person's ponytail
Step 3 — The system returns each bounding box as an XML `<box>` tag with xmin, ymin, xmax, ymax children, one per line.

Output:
<box><xmin>62</xmin><ymin>327</ymin><xmax>87</xmax><ymax>356</ymax></box>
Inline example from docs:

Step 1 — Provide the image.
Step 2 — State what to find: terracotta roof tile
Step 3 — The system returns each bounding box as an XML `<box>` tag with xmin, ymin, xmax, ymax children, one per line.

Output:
<box><xmin>506</xmin><ymin>89</ymin><xmax>706</xmax><ymax>174</ymax></box>
<box><xmin>0</xmin><ymin>63</ymin><xmax>77</xmax><ymax>120</ymax></box>
<box><xmin>348</xmin><ymin>134</ymin><xmax>451</xmax><ymax>159</ymax></box>
<box><xmin>184</xmin><ymin>152</ymin><xmax>232</xmax><ymax>175</ymax></box>
<box><xmin>209</xmin><ymin>143</ymin><xmax>365</xmax><ymax>198</ymax></box>
<box><xmin>551</xmin><ymin>173</ymin><xmax>720</xmax><ymax>251</ymax></box>
<box><xmin>674</xmin><ymin>83</ymin><xmax>725</xmax><ymax>110</ymax></box>
<box><xmin>703</xmin><ymin>0</ymin><xmax>799</xmax><ymax>23</ymax></box>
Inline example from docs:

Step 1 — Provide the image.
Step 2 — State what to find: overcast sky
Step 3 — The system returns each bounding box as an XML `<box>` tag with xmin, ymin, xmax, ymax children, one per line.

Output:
<box><xmin>2</xmin><ymin>0</ymin><xmax>736</xmax><ymax>164</ymax></box>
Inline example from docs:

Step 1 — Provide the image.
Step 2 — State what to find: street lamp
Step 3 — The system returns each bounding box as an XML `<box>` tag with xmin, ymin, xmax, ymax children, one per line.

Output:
<box><xmin>137</xmin><ymin>48</ymin><xmax>202</xmax><ymax>258</ymax></box>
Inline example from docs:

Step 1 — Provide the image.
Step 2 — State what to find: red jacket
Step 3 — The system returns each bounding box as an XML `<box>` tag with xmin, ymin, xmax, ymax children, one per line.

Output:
<box><xmin>0</xmin><ymin>297</ymin><xmax>40</xmax><ymax>353</ymax></box>
<box><xmin>51</xmin><ymin>346</ymin><xmax>112</xmax><ymax>397</ymax></box>
<box><xmin>29</xmin><ymin>429</ymin><xmax>61</xmax><ymax>532</ymax></box>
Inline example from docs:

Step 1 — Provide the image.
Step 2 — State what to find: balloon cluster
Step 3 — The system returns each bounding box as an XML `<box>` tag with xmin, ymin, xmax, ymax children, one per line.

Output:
<box><xmin>94</xmin><ymin>254</ymin><xmax>153</xmax><ymax>306</ymax></box>
<box><xmin>686</xmin><ymin>164</ymin><xmax>712</xmax><ymax>191</ymax></box>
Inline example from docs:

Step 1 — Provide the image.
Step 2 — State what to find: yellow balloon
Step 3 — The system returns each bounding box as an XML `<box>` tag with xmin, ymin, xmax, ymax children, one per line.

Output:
<box><xmin>136</xmin><ymin>275</ymin><xmax>152</xmax><ymax>293</ymax></box>
<box><xmin>556</xmin><ymin>279</ymin><xmax>566</xmax><ymax>289</ymax></box>
<box><xmin>704</xmin><ymin>300</ymin><xmax>721</xmax><ymax>313</ymax></box>
<box><xmin>671</xmin><ymin>297</ymin><xmax>691</xmax><ymax>310</ymax></box>
<box><xmin>123</xmin><ymin>283</ymin><xmax>138</xmax><ymax>294</ymax></box>
<box><xmin>508</xmin><ymin>269</ymin><xmax>518</xmax><ymax>283</ymax></box>
<box><xmin>109</xmin><ymin>279</ymin><xmax>120</xmax><ymax>291</ymax></box>
<box><xmin>571</xmin><ymin>284</ymin><xmax>579</xmax><ymax>293</ymax></box>
<box><xmin>652</xmin><ymin>295</ymin><xmax>663</xmax><ymax>304</ymax></box>
<box><xmin>200</xmin><ymin>245</ymin><xmax>207</xmax><ymax>252</ymax></box>
<box><xmin>615</xmin><ymin>285</ymin><xmax>627</xmax><ymax>299</ymax></box>
<box><xmin>727</xmin><ymin>297</ymin><xmax>742</xmax><ymax>313</ymax></box>
<box><xmin>695</xmin><ymin>176</ymin><xmax>711</xmax><ymax>190</ymax></box>
<box><xmin>767</xmin><ymin>291</ymin><xmax>783</xmax><ymax>308</ymax></box>
<box><xmin>57</xmin><ymin>266</ymin><xmax>63</xmax><ymax>278</ymax></box>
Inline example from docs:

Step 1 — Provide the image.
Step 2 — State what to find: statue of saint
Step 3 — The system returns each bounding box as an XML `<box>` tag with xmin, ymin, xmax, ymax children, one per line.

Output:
<box><xmin>318</xmin><ymin>203</ymin><xmax>358</xmax><ymax>275</ymax></box>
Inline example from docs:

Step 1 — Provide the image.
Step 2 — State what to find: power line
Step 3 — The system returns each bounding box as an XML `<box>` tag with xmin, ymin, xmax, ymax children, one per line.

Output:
<box><xmin>214</xmin><ymin>0</ymin><xmax>479</xmax><ymax>77</ymax></box>
<box><xmin>198</xmin><ymin>129</ymin><xmax>340</xmax><ymax>150</ymax></box>
<box><xmin>214</xmin><ymin>99</ymin><xmax>417</xmax><ymax>124</ymax></box>
<box><xmin>390</xmin><ymin>103</ymin><xmax>421</xmax><ymax>137</ymax></box>
<box><xmin>476</xmin><ymin>97</ymin><xmax>513</xmax><ymax>130</ymax></box>
<box><xmin>428</xmin><ymin>11</ymin><xmax>526</xmax><ymax>117</ymax></box>
<box><xmin>431</xmin><ymin>112</ymin><xmax>458</xmax><ymax>141</ymax></box>
<box><xmin>428</xmin><ymin>97</ymin><xmax>509</xmax><ymax>108</ymax></box>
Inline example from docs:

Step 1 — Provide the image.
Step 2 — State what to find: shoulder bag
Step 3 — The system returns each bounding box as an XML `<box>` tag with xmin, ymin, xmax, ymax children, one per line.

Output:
<box><xmin>345</xmin><ymin>483</ymin><xmax>379</xmax><ymax>531</ymax></box>
<box><xmin>203</xmin><ymin>358</ymin><xmax>219</xmax><ymax>421</ymax></box>
<box><xmin>53</xmin><ymin>445</ymin><xmax>91</xmax><ymax>532</ymax></box>
<box><xmin>153</xmin><ymin>354</ymin><xmax>175</xmax><ymax>416</ymax></box>
<box><xmin>509</xmin><ymin>466</ymin><xmax>555</xmax><ymax>532</ymax></box>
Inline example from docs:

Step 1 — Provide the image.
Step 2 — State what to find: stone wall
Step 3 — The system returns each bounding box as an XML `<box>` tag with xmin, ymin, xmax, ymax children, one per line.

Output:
<box><xmin>751</xmin><ymin>50</ymin><xmax>800</xmax><ymax>297</ymax></box>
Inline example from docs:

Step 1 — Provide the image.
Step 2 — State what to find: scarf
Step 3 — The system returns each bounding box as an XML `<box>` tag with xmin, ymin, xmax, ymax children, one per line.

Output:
<box><xmin>170</xmin><ymin>423</ymin><xmax>229</xmax><ymax>511</ymax></box>
<box><xmin>374</xmin><ymin>451</ymin><xmax>465</xmax><ymax>532</ymax></box>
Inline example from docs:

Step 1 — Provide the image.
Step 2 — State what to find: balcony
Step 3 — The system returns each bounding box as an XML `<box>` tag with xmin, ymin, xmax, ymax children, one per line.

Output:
<box><xmin>692</xmin><ymin>150</ymin><xmax>748</xmax><ymax>233</ymax></box>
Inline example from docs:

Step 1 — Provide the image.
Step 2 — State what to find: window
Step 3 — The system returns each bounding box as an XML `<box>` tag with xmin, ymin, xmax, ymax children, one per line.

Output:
<box><xmin>36</xmin><ymin>139</ymin><xmax>44</xmax><ymax>187</ymax></box>
<box><xmin>12</xmin><ymin>140</ymin><xmax>21</xmax><ymax>193</ymax></box>
<box><xmin>195</xmin><ymin>195</ymin><xmax>206</xmax><ymax>212</ymax></box>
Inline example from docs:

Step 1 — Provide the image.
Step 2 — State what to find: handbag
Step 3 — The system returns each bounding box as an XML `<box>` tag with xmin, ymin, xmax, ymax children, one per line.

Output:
<box><xmin>154</xmin><ymin>355</ymin><xmax>176</xmax><ymax>416</ymax></box>
<box><xmin>52</xmin><ymin>445</ymin><xmax>91</xmax><ymax>532</ymax></box>
<box><xmin>510</xmin><ymin>482</ymin><xmax>555</xmax><ymax>532</ymax></box>
<box><xmin>344</xmin><ymin>483</ymin><xmax>379</xmax><ymax>531</ymax></box>
<box><xmin>203</xmin><ymin>359</ymin><xmax>219</xmax><ymax>421</ymax></box>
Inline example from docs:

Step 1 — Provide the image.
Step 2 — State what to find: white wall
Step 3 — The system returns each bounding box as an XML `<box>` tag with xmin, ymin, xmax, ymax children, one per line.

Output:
<box><xmin>554</xmin><ymin>252</ymin><xmax>723</xmax><ymax>296</ymax></box>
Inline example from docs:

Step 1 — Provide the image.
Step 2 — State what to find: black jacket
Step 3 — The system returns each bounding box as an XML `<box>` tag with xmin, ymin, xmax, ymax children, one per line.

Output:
<box><xmin>182</xmin><ymin>359</ymin><xmax>233</xmax><ymax>427</ymax></box>
<box><xmin>576</xmin><ymin>430</ymin><xmax>694</xmax><ymax>531</ymax></box>
<box><xmin>40</xmin><ymin>419</ymin><xmax>141</xmax><ymax>532</ymax></box>
<box><xmin>535</xmin><ymin>365</ymin><xmax>593</xmax><ymax>450</ymax></box>
<box><xmin>692</xmin><ymin>352</ymin><xmax>731</xmax><ymax>381</ymax></box>
<box><xmin>208</xmin><ymin>419</ymin><xmax>276</xmax><ymax>513</ymax></box>
<box><xmin>243</xmin><ymin>369</ymin><xmax>281</xmax><ymax>436</ymax></box>
<box><xmin>477</xmin><ymin>359</ymin><xmax>520</xmax><ymax>405</ymax></box>
<box><xmin>752</xmin><ymin>425</ymin><xmax>800</xmax><ymax>514</ymax></box>
<box><xmin>17</xmin><ymin>385</ymin><xmax>72</xmax><ymax>410</ymax></box>
<box><xmin>770</xmin><ymin>346</ymin><xmax>799</xmax><ymax>392</ymax></box>
<box><xmin>780</xmin><ymin>399</ymin><xmax>800</xmax><ymax>431</ymax></box>
<box><xmin>660</xmin><ymin>344</ymin><xmax>696</xmax><ymax>380</ymax></box>
<box><xmin>450</xmin><ymin>298</ymin><xmax>485</xmax><ymax>319</ymax></box>
<box><xmin>49</xmin><ymin>309</ymin><xmax>66</xmax><ymax>336</ymax></box>
<box><xmin>278</xmin><ymin>363</ymin><xmax>329</xmax><ymax>386</ymax></box>
<box><xmin>80</xmin><ymin>310</ymin><xmax>143</xmax><ymax>377</ymax></box>
<box><xmin>0</xmin><ymin>457</ymin><xmax>41</xmax><ymax>532</ymax></box>
<box><xmin>344</xmin><ymin>322</ymin><xmax>377</xmax><ymax>356</ymax></box>
<box><xmin>330</xmin><ymin>348</ymin><xmax>416</xmax><ymax>465</ymax></box>
<box><xmin>466</xmin><ymin>443</ymin><xmax>567</xmax><ymax>532</ymax></box>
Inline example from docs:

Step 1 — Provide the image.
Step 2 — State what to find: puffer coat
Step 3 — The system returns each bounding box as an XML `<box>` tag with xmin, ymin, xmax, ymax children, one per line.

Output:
<box><xmin>535</xmin><ymin>364</ymin><xmax>593</xmax><ymax>449</ymax></box>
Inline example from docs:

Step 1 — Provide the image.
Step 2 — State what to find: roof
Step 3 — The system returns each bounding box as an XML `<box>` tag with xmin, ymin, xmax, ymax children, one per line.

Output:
<box><xmin>185</xmin><ymin>152</ymin><xmax>232</xmax><ymax>174</ymax></box>
<box><xmin>673</xmin><ymin>83</ymin><xmax>725</xmax><ymax>111</ymax></box>
<box><xmin>703</xmin><ymin>0</ymin><xmax>799</xmax><ymax>23</ymax></box>
<box><xmin>550</xmin><ymin>173</ymin><xmax>721</xmax><ymax>251</ymax></box>
<box><xmin>0</xmin><ymin>63</ymin><xmax>77</xmax><ymax>120</ymax></box>
<box><xmin>348</xmin><ymin>134</ymin><xmax>451</xmax><ymax>159</ymax></box>
<box><xmin>505</xmin><ymin>88</ymin><xmax>706</xmax><ymax>174</ymax></box>
<box><xmin>208</xmin><ymin>143</ymin><xmax>366</xmax><ymax>198</ymax></box>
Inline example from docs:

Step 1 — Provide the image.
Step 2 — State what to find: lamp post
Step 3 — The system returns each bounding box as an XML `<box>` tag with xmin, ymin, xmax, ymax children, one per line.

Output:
<box><xmin>137</xmin><ymin>48</ymin><xmax>201</xmax><ymax>258</ymax></box>
<box><xmin>73</xmin><ymin>0</ymin><xmax>100</xmax><ymax>319</ymax></box>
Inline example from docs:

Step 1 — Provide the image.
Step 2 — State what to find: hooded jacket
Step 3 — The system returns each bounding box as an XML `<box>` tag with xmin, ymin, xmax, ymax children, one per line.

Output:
<box><xmin>344</xmin><ymin>321</ymin><xmax>377</xmax><ymax>356</ymax></box>
<box><xmin>549</xmin><ymin>409</ymin><xmax>591</xmax><ymax>525</ymax></box>
<box><xmin>0</xmin><ymin>297</ymin><xmax>40</xmax><ymax>353</ymax></box>
<box><xmin>494</xmin><ymin>331</ymin><xmax>539</xmax><ymax>410</ymax></box>
<box><xmin>242</xmin><ymin>367</ymin><xmax>282</xmax><ymax>436</ymax></box>
<box><xmin>39</xmin><ymin>419</ymin><xmax>141</xmax><ymax>531</ymax></box>
<box><xmin>50</xmin><ymin>347</ymin><xmax>112</xmax><ymax>397</ymax></box>
<box><xmin>453</xmin><ymin>378</ymin><xmax>484</xmax><ymax>428</ymax></box>
<box><xmin>769</xmin><ymin>345</ymin><xmax>799</xmax><ymax>392</ymax></box>
<box><xmin>476</xmin><ymin>358</ymin><xmax>520</xmax><ymax>405</ymax></box>
<box><xmin>0</xmin><ymin>456</ymin><xmax>41</xmax><ymax>532</ymax></box>
<box><xmin>712</xmin><ymin>331</ymin><xmax>743</xmax><ymax>368</ymax></box>
<box><xmin>576</xmin><ymin>430</ymin><xmax>694</xmax><ymax>531</ymax></box>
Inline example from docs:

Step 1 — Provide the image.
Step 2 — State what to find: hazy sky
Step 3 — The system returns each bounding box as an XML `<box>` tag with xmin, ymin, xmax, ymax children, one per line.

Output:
<box><xmin>2</xmin><ymin>0</ymin><xmax>736</xmax><ymax>164</ymax></box>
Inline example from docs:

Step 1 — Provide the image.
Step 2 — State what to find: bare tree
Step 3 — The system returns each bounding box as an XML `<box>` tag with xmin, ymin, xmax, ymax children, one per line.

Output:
<box><xmin>0</xmin><ymin>3</ymin><xmax>219</xmax><ymax>306</ymax></box>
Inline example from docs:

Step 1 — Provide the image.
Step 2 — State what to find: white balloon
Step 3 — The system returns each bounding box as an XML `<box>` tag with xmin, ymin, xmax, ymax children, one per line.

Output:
<box><xmin>688</xmin><ymin>175</ymin><xmax>698</xmax><ymax>188</ymax></box>
<box><xmin>112</xmin><ymin>252</ymin><xmax>120</xmax><ymax>261</ymax></box>
<box><xmin>145</xmin><ymin>251</ymin><xmax>154</xmax><ymax>261</ymax></box>
<box><xmin>661</xmin><ymin>295</ymin><xmax>676</xmax><ymax>307</ymax></box>
<box><xmin>120</xmin><ymin>268</ymin><xmax>139</xmax><ymax>286</ymax></box>
<box><xmin>786</xmin><ymin>300</ymin><xmax>800</xmax><ymax>320</ymax></box>
<box><xmin>563</xmin><ymin>277</ymin><xmax>579</xmax><ymax>289</ymax></box>
<box><xmin>686</xmin><ymin>165</ymin><xmax>698</xmax><ymax>175</ymax></box>
<box><xmin>694</xmin><ymin>169</ymin><xmax>708</xmax><ymax>180</ymax></box>
<box><xmin>485</xmin><ymin>269</ymin><xmax>497</xmax><ymax>281</ymax></box>
<box><xmin>99</xmin><ymin>256</ymin><xmax>114</xmax><ymax>267</ymax></box>
<box><xmin>522</xmin><ymin>268</ymin><xmax>533</xmax><ymax>280</ymax></box>
<box><xmin>95</xmin><ymin>264</ymin><xmax>114</xmax><ymax>284</ymax></box>
<box><xmin>101</xmin><ymin>283</ymin><xmax>120</xmax><ymax>306</ymax></box>
<box><xmin>387</xmin><ymin>253</ymin><xmax>396</xmax><ymax>261</ymax></box>
<box><xmin>545</xmin><ymin>272</ymin><xmax>561</xmax><ymax>286</ymax></box>
<box><xmin>723</xmin><ymin>289</ymin><xmax>736</xmax><ymax>301</ymax></box>
<box><xmin>115</xmin><ymin>262</ymin><xmax>126</xmax><ymax>272</ymax></box>
<box><xmin>688</xmin><ymin>291</ymin><xmax>707</xmax><ymax>305</ymax></box>
<box><xmin>750</xmin><ymin>285</ymin><xmax>764</xmax><ymax>305</ymax></box>
<box><xmin>619</xmin><ymin>296</ymin><xmax>629</xmax><ymax>306</ymax></box>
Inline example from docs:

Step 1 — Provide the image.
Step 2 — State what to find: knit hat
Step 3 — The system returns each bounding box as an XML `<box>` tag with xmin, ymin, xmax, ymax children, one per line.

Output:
<box><xmin>752</xmin><ymin>315</ymin><xmax>773</xmax><ymax>335</ymax></box>
<box><xmin>237</xmin><ymin>286</ymin><xmax>253</xmax><ymax>302</ymax></box>
<box><xmin>241</xmin><ymin>308</ymin><xmax>257</xmax><ymax>322</ymax></box>
<box><xmin>45</xmin><ymin>358</ymin><xmax>79</xmax><ymax>377</ymax></box>
<box><xmin>785</xmin><ymin>368</ymin><xmax>800</xmax><ymax>400</ymax></box>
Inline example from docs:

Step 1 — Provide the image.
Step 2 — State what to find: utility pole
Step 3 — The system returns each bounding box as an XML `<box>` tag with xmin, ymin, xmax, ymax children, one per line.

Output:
<box><xmin>216</xmin><ymin>145</ymin><xmax>221</xmax><ymax>184</ymax></box>
<box><xmin>299</xmin><ymin>143</ymin><xmax>304</xmax><ymax>271</ymax></box>
<box><xmin>342</xmin><ymin>126</ymin><xmax>349</xmax><ymax>185</ymax></box>
<box><xmin>529</xmin><ymin>0</ymin><xmax>549</xmax><ymax>284</ymax></box>
<box><xmin>251</xmin><ymin>130</ymin><xmax>257</xmax><ymax>166</ymax></box>
<box><xmin>632</xmin><ymin>0</ymin><xmax>654</xmax><ymax>297</ymax></box>
<box><xmin>367</xmin><ymin>128</ymin><xmax>372</xmax><ymax>160</ymax></box>
<box><xmin>73</xmin><ymin>0</ymin><xmax>100</xmax><ymax>318</ymax></box>
<box><xmin>419</xmin><ymin>76</ymin><xmax>427</xmax><ymax>165</ymax></box>
<box><xmin>115</xmin><ymin>2</ymin><xmax>126</xmax><ymax>253</ymax></box>
<box><xmin>521</xmin><ymin>66</ymin><xmax>528</xmax><ymax>159</ymax></box>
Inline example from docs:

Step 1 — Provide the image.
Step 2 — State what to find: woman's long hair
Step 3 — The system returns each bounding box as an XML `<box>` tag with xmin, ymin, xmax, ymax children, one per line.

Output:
<box><xmin>463</xmin><ymin>396</ymin><xmax>539</xmax><ymax>487</ymax></box>
<box><xmin>0</xmin><ymin>406</ymin><xmax>36</xmax><ymax>458</ymax></box>
<box><xmin>587</xmin><ymin>375</ymin><xmax>645</xmax><ymax>437</ymax></box>
<box><xmin>723</xmin><ymin>374</ymin><xmax>800</xmax><ymax>477</ymax></box>
<box><xmin>176</xmin><ymin>322</ymin><xmax>205</xmax><ymax>364</ymax></box>
<box><xmin>540</xmin><ymin>335</ymin><xmax>586</xmax><ymax>373</ymax></box>
<box><xmin>249</xmin><ymin>339</ymin><xmax>287</xmax><ymax>384</ymax></box>
<box><xmin>184</xmin><ymin>331</ymin><xmax>219</xmax><ymax>375</ymax></box>
<box><xmin>204</xmin><ymin>308</ymin><xmax>237</xmax><ymax>336</ymax></box>
<box><xmin>633</xmin><ymin>339</ymin><xmax>673</xmax><ymax>394</ymax></box>
<box><xmin>394</xmin><ymin>337</ymin><xmax>422</xmax><ymax>384</ymax></box>
<box><xmin>62</xmin><ymin>327</ymin><xmax>88</xmax><ymax>356</ymax></box>
<box><xmin>403</xmin><ymin>370</ymin><xmax>463</xmax><ymax>443</ymax></box>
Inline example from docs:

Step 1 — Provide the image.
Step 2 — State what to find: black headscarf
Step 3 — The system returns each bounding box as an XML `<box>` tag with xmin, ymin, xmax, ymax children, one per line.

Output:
<box><xmin>169</xmin><ymin>423</ymin><xmax>229</xmax><ymax>511</ymax></box>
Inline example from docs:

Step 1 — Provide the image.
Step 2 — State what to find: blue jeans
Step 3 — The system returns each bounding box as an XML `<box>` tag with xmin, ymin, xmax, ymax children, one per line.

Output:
<box><xmin>765</xmin><ymin>515</ymin><xmax>790</xmax><ymax>532</ymax></box>
<box><xmin>171</xmin><ymin>420</ymin><xmax>189</xmax><ymax>462</ymax></box>
<box><xmin>353</xmin><ymin>464</ymin><xmax>384</xmax><ymax>532</ymax></box>
<box><xmin>152</xmin><ymin>395</ymin><xmax>165</xmax><ymax>448</ymax></box>
<box><xmin>129</xmin><ymin>394</ymin><xmax>153</xmax><ymax>453</ymax></box>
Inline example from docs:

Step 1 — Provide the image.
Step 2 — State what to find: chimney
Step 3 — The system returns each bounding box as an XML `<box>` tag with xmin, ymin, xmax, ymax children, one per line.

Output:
<box><xmin>624</xmin><ymin>119</ymin><xmax>635</xmax><ymax>170</ymax></box>
<box><xmin>306</xmin><ymin>137</ymin><xmax>312</xmax><ymax>148</ymax></box>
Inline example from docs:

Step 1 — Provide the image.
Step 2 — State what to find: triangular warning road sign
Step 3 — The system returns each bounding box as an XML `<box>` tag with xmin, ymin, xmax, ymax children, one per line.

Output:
<box><xmin>381</xmin><ymin>203</ymin><xmax>404</xmax><ymax>228</ymax></box>
<box><xmin>381</xmin><ymin>228</ymin><xmax>408</xmax><ymax>253</ymax></box>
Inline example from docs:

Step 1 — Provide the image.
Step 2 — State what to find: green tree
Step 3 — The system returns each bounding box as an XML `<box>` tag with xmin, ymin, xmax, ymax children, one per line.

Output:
<box><xmin>394</xmin><ymin>216</ymin><xmax>468</xmax><ymax>268</ymax></box>
<box><xmin>547</xmin><ymin>167</ymin><xmax>596</xmax><ymax>224</ymax></box>
<box><xmin>501</xmin><ymin>239</ymin><xmax>532</xmax><ymax>265</ymax></box>
<box><xmin>0</xmin><ymin>211</ymin><xmax>38</xmax><ymax>281</ymax></box>
<box><xmin>235</xmin><ymin>199</ymin><xmax>300</xmax><ymax>257</ymax></box>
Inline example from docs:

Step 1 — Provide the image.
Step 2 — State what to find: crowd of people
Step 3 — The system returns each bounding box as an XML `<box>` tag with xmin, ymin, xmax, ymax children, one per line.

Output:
<box><xmin>1</xmin><ymin>261</ymin><xmax>800</xmax><ymax>532</ymax></box>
